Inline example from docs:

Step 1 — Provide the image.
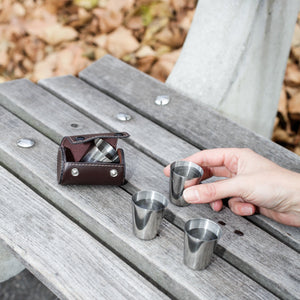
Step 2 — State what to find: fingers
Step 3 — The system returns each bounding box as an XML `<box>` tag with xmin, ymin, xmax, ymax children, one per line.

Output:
<box><xmin>183</xmin><ymin>179</ymin><xmax>233</xmax><ymax>203</ymax></box>
<box><xmin>163</xmin><ymin>165</ymin><xmax>170</xmax><ymax>177</ymax></box>
<box><xmin>183</xmin><ymin>148</ymin><xmax>243</xmax><ymax>172</ymax></box>
<box><xmin>183</xmin><ymin>177</ymin><xmax>250</xmax><ymax>204</ymax></box>
<box><xmin>228</xmin><ymin>197</ymin><xmax>256</xmax><ymax>216</ymax></box>
<box><xmin>164</xmin><ymin>164</ymin><xmax>233</xmax><ymax>179</ymax></box>
<box><xmin>164</xmin><ymin>148</ymin><xmax>245</xmax><ymax>178</ymax></box>
<box><xmin>210</xmin><ymin>200</ymin><xmax>223</xmax><ymax>212</ymax></box>
<box><xmin>202</xmin><ymin>166</ymin><xmax>233</xmax><ymax>180</ymax></box>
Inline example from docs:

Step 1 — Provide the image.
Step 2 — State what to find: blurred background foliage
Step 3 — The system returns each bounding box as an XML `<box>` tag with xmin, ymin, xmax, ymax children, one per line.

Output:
<box><xmin>0</xmin><ymin>0</ymin><xmax>300</xmax><ymax>153</ymax></box>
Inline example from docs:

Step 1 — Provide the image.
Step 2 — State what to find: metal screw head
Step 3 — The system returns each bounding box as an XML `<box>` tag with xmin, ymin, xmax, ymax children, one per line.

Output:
<box><xmin>17</xmin><ymin>138</ymin><xmax>35</xmax><ymax>148</ymax></box>
<box><xmin>110</xmin><ymin>169</ymin><xmax>118</xmax><ymax>177</ymax></box>
<box><xmin>155</xmin><ymin>95</ymin><xmax>170</xmax><ymax>106</ymax></box>
<box><xmin>71</xmin><ymin>168</ymin><xmax>79</xmax><ymax>176</ymax></box>
<box><xmin>116</xmin><ymin>113</ymin><xmax>132</xmax><ymax>121</ymax></box>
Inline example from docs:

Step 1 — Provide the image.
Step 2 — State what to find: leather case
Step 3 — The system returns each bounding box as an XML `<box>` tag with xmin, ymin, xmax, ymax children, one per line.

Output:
<box><xmin>57</xmin><ymin>132</ymin><xmax>129</xmax><ymax>185</ymax></box>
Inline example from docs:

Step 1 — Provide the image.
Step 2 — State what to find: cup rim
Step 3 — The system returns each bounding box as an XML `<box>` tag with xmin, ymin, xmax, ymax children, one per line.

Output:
<box><xmin>184</xmin><ymin>218</ymin><xmax>222</xmax><ymax>241</ymax></box>
<box><xmin>132</xmin><ymin>190</ymin><xmax>168</xmax><ymax>211</ymax></box>
<box><xmin>170</xmin><ymin>161</ymin><xmax>204</xmax><ymax>179</ymax></box>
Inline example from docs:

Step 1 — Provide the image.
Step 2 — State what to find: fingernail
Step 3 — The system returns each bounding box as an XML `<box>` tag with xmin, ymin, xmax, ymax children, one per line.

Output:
<box><xmin>183</xmin><ymin>189</ymin><xmax>199</xmax><ymax>203</ymax></box>
<box><xmin>211</xmin><ymin>202</ymin><xmax>216</xmax><ymax>211</ymax></box>
<box><xmin>241</xmin><ymin>206</ymin><xmax>254</xmax><ymax>215</ymax></box>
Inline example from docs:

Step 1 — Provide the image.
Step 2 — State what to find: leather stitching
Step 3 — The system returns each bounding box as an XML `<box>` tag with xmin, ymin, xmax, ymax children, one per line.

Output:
<box><xmin>67</xmin><ymin>163</ymin><xmax>123</xmax><ymax>168</ymax></box>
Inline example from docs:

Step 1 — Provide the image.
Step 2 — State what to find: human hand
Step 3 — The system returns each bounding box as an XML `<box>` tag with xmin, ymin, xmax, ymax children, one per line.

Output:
<box><xmin>164</xmin><ymin>148</ymin><xmax>300</xmax><ymax>227</ymax></box>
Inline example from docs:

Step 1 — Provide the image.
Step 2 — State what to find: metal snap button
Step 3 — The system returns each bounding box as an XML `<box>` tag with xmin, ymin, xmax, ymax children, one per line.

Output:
<box><xmin>71</xmin><ymin>168</ymin><xmax>79</xmax><ymax>176</ymax></box>
<box><xmin>17</xmin><ymin>138</ymin><xmax>35</xmax><ymax>148</ymax></box>
<box><xmin>116</xmin><ymin>113</ymin><xmax>132</xmax><ymax>121</ymax></box>
<box><xmin>155</xmin><ymin>95</ymin><xmax>170</xmax><ymax>105</ymax></box>
<box><xmin>110</xmin><ymin>169</ymin><xmax>118</xmax><ymax>177</ymax></box>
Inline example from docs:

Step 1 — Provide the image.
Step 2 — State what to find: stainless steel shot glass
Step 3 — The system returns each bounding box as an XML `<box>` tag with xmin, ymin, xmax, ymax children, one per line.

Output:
<box><xmin>132</xmin><ymin>191</ymin><xmax>168</xmax><ymax>240</ymax></box>
<box><xmin>170</xmin><ymin>161</ymin><xmax>204</xmax><ymax>206</ymax></box>
<box><xmin>81</xmin><ymin>138</ymin><xmax>120</xmax><ymax>163</ymax></box>
<box><xmin>184</xmin><ymin>218</ymin><xmax>221</xmax><ymax>270</ymax></box>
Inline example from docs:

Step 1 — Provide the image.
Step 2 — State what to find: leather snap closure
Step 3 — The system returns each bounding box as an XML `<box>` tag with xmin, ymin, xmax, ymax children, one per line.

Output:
<box><xmin>71</xmin><ymin>168</ymin><xmax>79</xmax><ymax>176</ymax></box>
<box><xmin>110</xmin><ymin>169</ymin><xmax>118</xmax><ymax>177</ymax></box>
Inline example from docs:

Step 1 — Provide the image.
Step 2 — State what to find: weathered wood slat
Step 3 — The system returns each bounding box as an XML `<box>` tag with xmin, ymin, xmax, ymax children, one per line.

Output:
<box><xmin>0</xmin><ymin>109</ymin><xmax>275</xmax><ymax>300</ymax></box>
<box><xmin>79</xmin><ymin>55</ymin><xmax>300</xmax><ymax>173</ymax></box>
<box><xmin>38</xmin><ymin>75</ymin><xmax>199</xmax><ymax>166</ymax></box>
<box><xmin>37</xmin><ymin>76</ymin><xmax>300</xmax><ymax>252</ymax></box>
<box><xmin>0</xmin><ymin>167</ymin><xmax>167</xmax><ymax>300</ymax></box>
<box><xmin>0</xmin><ymin>80</ymin><xmax>298</xmax><ymax>299</ymax></box>
<box><xmin>38</xmin><ymin>75</ymin><xmax>300</xmax><ymax>251</ymax></box>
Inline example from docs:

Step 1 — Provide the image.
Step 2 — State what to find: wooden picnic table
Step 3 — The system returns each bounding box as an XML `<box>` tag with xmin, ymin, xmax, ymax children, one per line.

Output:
<box><xmin>0</xmin><ymin>55</ymin><xmax>299</xmax><ymax>300</ymax></box>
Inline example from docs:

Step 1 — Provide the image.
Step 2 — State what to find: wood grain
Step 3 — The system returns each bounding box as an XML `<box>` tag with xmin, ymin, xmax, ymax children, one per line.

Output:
<box><xmin>0</xmin><ymin>166</ymin><xmax>168</xmax><ymax>300</ymax></box>
<box><xmin>0</xmin><ymin>106</ymin><xmax>277</xmax><ymax>299</ymax></box>
<box><xmin>0</xmin><ymin>79</ymin><xmax>298</xmax><ymax>299</ymax></box>
<box><xmin>38</xmin><ymin>75</ymin><xmax>199</xmax><ymax>165</ymax></box>
<box><xmin>79</xmin><ymin>55</ymin><xmax>300</xmax><ymax>172</ymax></box>
<box><xmin>37</xmin><ymin>76</ymin><xmax>300</xmax><ymax>253</ymax></box>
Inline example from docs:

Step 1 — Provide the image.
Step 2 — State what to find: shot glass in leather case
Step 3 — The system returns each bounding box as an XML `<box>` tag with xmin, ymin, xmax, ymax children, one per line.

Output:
<box><xmin>57</xmin><ymin>132</ymin><xmax>129</xmax><ymax>185</ymax></box>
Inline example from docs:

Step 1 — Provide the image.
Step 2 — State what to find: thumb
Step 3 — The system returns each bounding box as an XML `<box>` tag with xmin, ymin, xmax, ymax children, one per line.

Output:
<box><xmin>183</xmin><ymin>177</ymin><xmax>249</xmax><ymax>204</ymax></box>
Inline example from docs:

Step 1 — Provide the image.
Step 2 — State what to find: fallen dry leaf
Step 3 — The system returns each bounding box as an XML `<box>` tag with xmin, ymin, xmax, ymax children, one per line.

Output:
<box><xmin>285</xmin><ymin>63</ymin><xmax>300</xmax><ymax>87</ymax></box>
<box><xmin>135</xmin><ymin>45</ymin><xmax>155</xmax><ymax>58</ymax></box>
<box><xmin>179</xmin><ymin>10</ymin><xmax>195</xmax><ymax>31</ymax></box>
<box><xmin>12</xmin><ymin>2</ymin><xmax>26</xmax><ymax>17</ymax></box>
<box><xmin>137</xmin><ymin>55</ymin><xmax>156</xmax><ymax>73</ymax></box>
<box><xmin>155</xmin><ymin>23</ymin><xmax>187</xmax><ymax>48</ymax></box>
<box><xmin>93</xmin><ymin>8</ymin><xmax>123</xmax><ymax>33</ymax></box>
<box><xmin>42</xmin><ymin>24</ymin><xmax>78</xmax><ymax>45</ymax></box>
<box><xmin>286</xmin><ymin>86</ymin><xmax>300</xmax><ymax>98</ymax></box>
<box><xmin>150</xmin><ymin>48</ymin><xmax>181</xmax><ymax>81</ymax></box>
<box><xmin>32</xmin><ymin>52</ymin><xmax>57</xmax><ymax>81</ymax></box>
<box><xmin>125</xmin><ymin>15</ymin><xmax>144</xmax><ymax>30</ymax></box>
<box><xmin>55</xmin><ymin>43</ymin><xmax>90</xmax><ymax>76</ymax></box>
<box><xmin>272</xmin><ymin>128</ymin><xmax>296</xmax><ymax>145</ymax></box>
<box><xmin>288</xmin><ymin>92</ymin><xmax>300</xmax><ymax>121</ymax></box>
<box><xmin>278</xmin><ymin>87</ymin><xmax>288</xmax><ymax>122</ymax></box>
<box><xmin>73</xmin><ymin>0</ymin><xmax>98</xmax><ymax>10</ymax></box>
<box><xmin>143</xmin><ymin>17</ymin><xmax>169</xmax><ymax>44</ymax></box>
<box><xmin>0</xmin><ymin>0</ymin><xmax>299</xmax><ymax>155</ymax></box>
<box><xmin>93</xmin><ymin>34</ymin><xmax>108</xmax><ymax>48</ymax></box>
<box><xmin>24</xmin><ymin>16</ymin><xmax>57</xmax><ymax>37</ymax></box>
<box><xmin>68</xmin><ymin>8</ymin><xmax>93</xmax><ymax>27</ymax></box>
<box><xmin>291</xmin><ymin>46</ymin><xmax>300</xmax><ymax>62</ymax></box>
<box><xmin>106</xmin><ymin>26</ymin><xmax>139</xmax><ymax>58</ymax></box>
<box><xmin>105</xmin><ymin>0</ymin><xmax>135</xmax><ymax>12</ymax></box>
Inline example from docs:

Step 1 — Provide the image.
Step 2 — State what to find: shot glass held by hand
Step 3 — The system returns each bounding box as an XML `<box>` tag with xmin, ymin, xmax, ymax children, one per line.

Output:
<box><xmin>132</xmin><ymin>191</ymin><xmax>168</xmax><ymax>240</ymax></box>
<box><xmin>170</xmin><ymin>161</ymin><xmax>203</xmax><ymax>206</ymax></box>
<box><xmin>184</xmin><ymin>218</ymin><xmax>221</xmax><ymax>270</ymax></box>
<box><xmin>81</xmin><ymin>138</ymin><xmax>120</xmax><ymax>163</ymax></box>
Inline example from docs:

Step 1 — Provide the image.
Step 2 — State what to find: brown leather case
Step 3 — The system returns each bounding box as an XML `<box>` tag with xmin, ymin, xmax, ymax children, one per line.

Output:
<box><xmin>57</xmin><ymin>132</ymin><xmax>129</xmax><ymax>185</ymax></box>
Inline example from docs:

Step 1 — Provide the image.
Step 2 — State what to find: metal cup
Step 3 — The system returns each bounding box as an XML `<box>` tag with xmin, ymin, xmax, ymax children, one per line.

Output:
<box><xmin>170</xmin><ymin>161</ymin><xmax>204</xmax><ymax>206</ymax></box>
<box><xmin>81</xmin><ymin>138</ymin><xmax>120</xmax><ymax>163</ymax></box>
<box><xmin>184</xmin><ymin>218</ymin><xmax>221</xmax><ymax>270</ymax></box>
<box><xmin>132</xmin><ymin>191</ymin><xmax>168</xmax><ymax>240</ymax></box>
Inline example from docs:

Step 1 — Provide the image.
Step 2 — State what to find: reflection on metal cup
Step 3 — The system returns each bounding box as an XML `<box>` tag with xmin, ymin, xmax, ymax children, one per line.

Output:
<box><xmin>81</xmin><ymin>138</ymin><xmax>120</xmax><ymax>163</ymax></box>
<box><xmin>184</xmin><ymin>218</ymin><xmax>221</xmax><ymax>270</ymax></box>
<box><xmin>170</xmin><ymin>161</ymin><xmax>203</xmax><ymax>206</ymax></box>
<box><xmin>132</xmin><ymin>191</ymin><xmax>168</xmax><ymax>240</ymax></box>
